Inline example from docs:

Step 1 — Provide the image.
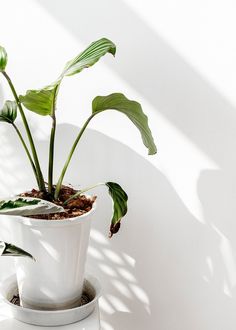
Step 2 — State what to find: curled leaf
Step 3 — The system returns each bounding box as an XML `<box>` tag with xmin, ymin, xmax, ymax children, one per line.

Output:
<box><xmin>0</xmin><ymin>46</ymin><xmax>7</xmax><ymax>71</ymax></box>
<box><xmin>63</xmin><ymin>181</ymin><xmax>128</xmax><ymax>236</ymax></box>
<box><xmin>62</xmin><ymin>38</ymin><xmax>116</xmax><ymax>77</ymax></box>
<box><xmin>0</xmin><ymin>100</ymin><xmax>17</xmax><ymax>124</ymax></box>
<box><xmin>105</xmin><ymin>182</ymin><xmax>128</xmax><ymax>237</ymax></box>
<box><xmin>20</xmin><ymin>38</ymin><xmax>116</xmax><ymax>117</ymax></box>
<box><xmin>92</xmin><ymin>93</ymin><xmax>157</xmax><ymax>155</ymax></box>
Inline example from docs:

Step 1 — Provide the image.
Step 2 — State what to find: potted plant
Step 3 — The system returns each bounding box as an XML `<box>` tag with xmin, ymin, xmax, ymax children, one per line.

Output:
<box><xmin>0</xmin><ymin>38</ymin><xmax>157</xmax><ymax>310</ymax></box>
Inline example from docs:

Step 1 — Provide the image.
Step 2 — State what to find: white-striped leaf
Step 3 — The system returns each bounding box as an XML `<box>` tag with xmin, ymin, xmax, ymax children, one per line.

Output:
<box><xmin>0</xmin><ymin>197</ymin><xmax>64</xmax><ymax>216</ymax></box>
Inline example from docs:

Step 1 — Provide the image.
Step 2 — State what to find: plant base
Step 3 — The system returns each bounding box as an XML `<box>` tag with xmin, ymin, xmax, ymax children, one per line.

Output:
<box><xmin>0</xmin><ymin>274</ymin><xmax>101</xmax><ymax>326</ymax></box>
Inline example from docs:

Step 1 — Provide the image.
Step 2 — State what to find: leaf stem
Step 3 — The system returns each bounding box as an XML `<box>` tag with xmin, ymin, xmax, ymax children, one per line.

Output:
<box><xmin>1</xmin><ymin>71</ymin><xmax>46</xmax><ymax>192</ymax></box>
<box><xmin>54</xmin><ymin>113</ymin><xmax>95</xmax><ymax>199</ymax></box>
<box><xmin>12</xmin><ymin>123</ymin><xmax>39</xmax><ymax>186</ymax></box>
<box><xmin>63</xmin><ymin>183</ymin><xmax>103</xmax><ymax>205</ymax></box>
<box><xmin>48</xmin><ymin>114</ymin><xmax>56</xmax><ymax>194</ymax></box>
<box><xmin>48</xmin><ymin>85</ymin><xmax>59</xmax><ymax>194</ymax></box>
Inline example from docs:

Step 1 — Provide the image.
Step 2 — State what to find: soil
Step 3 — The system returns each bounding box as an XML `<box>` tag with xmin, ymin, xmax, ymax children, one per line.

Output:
<box><xmin>10</xmin><ymin>292</ymin><xmax>92</xmax><ymax>307</ymax></box>
<box><xmin>20</xmin><ymin>185</ymin><xmax>96</xmax><ymax>220</ymax></box>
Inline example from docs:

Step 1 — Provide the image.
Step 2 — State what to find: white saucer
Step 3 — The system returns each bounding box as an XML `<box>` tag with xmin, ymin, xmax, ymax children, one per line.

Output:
<box><xmin>0</xmin><ymin>274</ymin><xmax>101</xmax><ymax>327</ymax></box>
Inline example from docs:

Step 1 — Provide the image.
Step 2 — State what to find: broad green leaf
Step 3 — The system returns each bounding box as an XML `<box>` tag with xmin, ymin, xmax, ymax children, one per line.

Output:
<box><xmin>0</xmin><ymin>241</ymin><xmax>34</xmax><ymax>259</ymax></box>
<box><xmin>0</xmin><ymin>46</ymin><xmax>7</xmax><ymax>71</ymax></box>
<box><xmin>61</xmin><ymin>38</ymin><xmax>116</xmax><ymax>77</ymax></box>
<box><xmin>0</xmin><ymin>197</ymin><xmax>64</xmax><ymax>216</ymax></box>
<box><xmin>0</xmin><ymin>100</ymin><xmax>17</xmax><ymax>123</ymax></box>
<box><xmin>20</xmin><ymin>38</ymin><xmax>116</xmax><ymax>116</ymax></box>
<box><xmin>92</xmin><ymin>93</ymin><xmax>157</xmax><ymax>155</ymax></box>
<box><xmin>105</xmin><ymin>182</ymin><xmax>128</xmax><ymax>237</ymax></box>
<box><xmin>19</xmin><ymin>85</ymin><xmax>58</xmax><ymax>116</ymax></box>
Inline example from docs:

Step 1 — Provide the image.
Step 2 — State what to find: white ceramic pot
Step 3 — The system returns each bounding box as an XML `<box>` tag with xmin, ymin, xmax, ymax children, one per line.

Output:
<box><xmin>5</xmin><ymin>201</ymin><xmax>96</xmax><ymax>310</ymax></box>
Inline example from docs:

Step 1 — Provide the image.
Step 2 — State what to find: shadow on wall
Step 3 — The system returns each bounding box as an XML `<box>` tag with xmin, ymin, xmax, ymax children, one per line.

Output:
<box><xmin>0</xmin><ymin>123</ymin><xmax>236</xmax><ymax>330</ymax></box>
<box><xmin>29</xmin><ymin>3</ymin><xmax>236</xmax><ymax>328</ymax></box>
<box><xmin>36</xmin><ymin>0</ymin><xmax>236</xmax><ymax>178</ymax></box>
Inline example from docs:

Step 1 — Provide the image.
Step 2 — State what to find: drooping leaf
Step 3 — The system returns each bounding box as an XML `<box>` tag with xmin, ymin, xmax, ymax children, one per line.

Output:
<box><xmin>0</xmin><ymin>100</ymin><xmax>17</xmax><ymax>123</ymax></box>
<box><xmin>19</xmin><ymin>38</ymin><xmax>116</xmax><ymax>117</ymax></box>
<box><xmin>92</xmin><ymin>93</ymin><xmax>157</xmax><ymax>155</ymax></box>
<box><xmin>105</xmin><ymin>182</ymin><xmax>128</xmax><ymax>237</ymax></box>
<box><xmin>19</xmin><ymin>85</ymin><xmax>58</xmax><ymax>116</ymax></box>
<box><xmin>0</xmin><ymin>46</ymin><xmax>7</xmax><ymax>71</ymax></box>
<box><xmin>63</xmin><ymin>181</ymin><xmax>127</xmax><ymax>236</ymax></box>
<box><xmin>0</xmin><ymin>197</ymin><xmax>64</xmax><ymax>216</ymax></box>
<box><xmin>0</xmin><ymin>241</ymin><xmax>34</xmax><ymax>259</ymax></box>
<box><xmin>61</xmin><ymin>38</ymin><xmax>116</xmax><ymax>77</ymax></box>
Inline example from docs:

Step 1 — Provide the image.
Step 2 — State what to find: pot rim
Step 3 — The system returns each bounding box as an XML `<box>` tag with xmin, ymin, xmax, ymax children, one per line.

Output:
<box><xmin>3</xmin><ymin>197</ymin><xmax>97</xmax><ymax>227</ymax></box>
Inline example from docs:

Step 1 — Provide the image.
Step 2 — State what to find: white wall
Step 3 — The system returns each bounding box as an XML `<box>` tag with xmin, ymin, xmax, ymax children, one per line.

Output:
<box><xmin>0</xmin><ymin>0</ymin><xmax>236</xmax><ymax>329</ymax></box>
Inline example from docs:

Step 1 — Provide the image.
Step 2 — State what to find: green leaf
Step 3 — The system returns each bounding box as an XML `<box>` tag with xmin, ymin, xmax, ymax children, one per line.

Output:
<box><xmin>19</xmin><ymin>85</ymin><xmax>58</xmax><ymax>116</ymax></box>
<box><xmin>0</xmin><ymin>241</ymin><xmax>34</xmax><ymax>259</ymax></box>
<box><xmin>61</xmin><ymin>38</ymin><xmax>116</xmax><ymax>77</ymax></box>
<box><xmin>0</xmin><ymin>100</ymin><xmax>17</xmax><ymax>124</ymax></box>
<box><xmin>63</xmin><ymin>181</ymin><xmax>127</xmax><ymax>236</ymax></box>
<box><xmin>19</xmin><ymin>38</ymin><xmax>116</xmax><ymax>117</ymax></box>
<box><xmin>0</xmin><ymin>197</ymin><xmax>64</xmax><ymax>216</ymax></box>
<box><xmin>0</xmin><ymin>46</ymin><xmax>7</xmax><ymax>71</ymax></box>
<box><xmin>0</xmin><ymin>198</ymin><xmax>40</xmax><ymax>211</ymax></box>
<box><xmin>92</xmin><ymin>93</ymin><xmax>157</xmax><ymax>155</ymax></box>
<box><xmin>105</xmin><ymin>182</ymin><xmax>128</xmax><ymax>237</ymax></box>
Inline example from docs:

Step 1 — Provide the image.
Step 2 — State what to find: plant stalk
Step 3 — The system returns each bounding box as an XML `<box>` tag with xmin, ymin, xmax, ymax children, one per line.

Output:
<box><xmin>12</xmin><ymin>123</ymin><xmax>39</xmax><ymax>185</ymax></box>
<box><xmin>48</xmin><ymin>114</ymin><xmax>56</xmax><ymax>194</ymax></box>
<box><xmin>1</xmin><ymin>71</ymin><xmax>46</xmax><ymax>192</ymax></box>
<box><xmin>63</xmin><ymin>183</ymin><xmax>103</xmax><ymax>205</ymax></box>
<box><xmin>54</xmin><ymin>114</ymin><xmax>95</xmax><ymax>199</ymax></box>
<box><xmin>48</xmin><ymin>85</ymin><xmax>59</xmax><ymax>194</ymax></box>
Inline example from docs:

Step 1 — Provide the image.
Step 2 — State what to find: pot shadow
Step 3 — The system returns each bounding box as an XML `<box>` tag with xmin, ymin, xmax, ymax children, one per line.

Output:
<box><xmin>0</xmin><ymin>123</ymin><xmax>235</xmax><ymax>330</ymax></box>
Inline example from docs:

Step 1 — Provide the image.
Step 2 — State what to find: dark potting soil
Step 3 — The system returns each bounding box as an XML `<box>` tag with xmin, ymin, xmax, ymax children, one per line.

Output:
<box><xmin>20</xmin><ymin>185</ymin><xmax>96</xmax><ymax>220</ymax></box>
<box><xmin>10</xmin><ymin>293</ymin><xmax>92</xmax><ymax>307</ymax></box>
